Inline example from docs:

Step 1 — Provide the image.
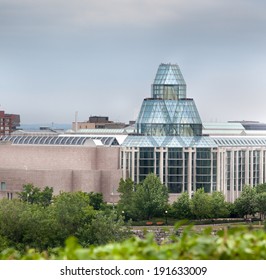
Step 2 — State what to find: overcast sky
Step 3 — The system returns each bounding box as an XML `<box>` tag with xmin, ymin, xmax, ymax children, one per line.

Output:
<box><xmin>1</xmin><ymin>0</ymin><xmax>266</xmax><ymax>125</ymax></box>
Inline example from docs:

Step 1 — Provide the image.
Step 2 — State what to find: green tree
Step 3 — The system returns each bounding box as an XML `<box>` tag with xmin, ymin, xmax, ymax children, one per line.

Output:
<box><xmin>0</xmin><ymin>191</ymin><xmax>131</xmax><ymax>251</ymax></box>
<box><xmin>52</xmin><ymin>192</ymin><xmax>95</xmax><ymax>242</ymax></box>
<box><xmin>18</xmin><ymin>203</ymin><xmax>60</xmax><ymax>250</ymax></box>
<box><xmin>39</xmin><ymin>186</ymin><xmax>54</xmax><ymax>207</ymax></box>
<box><xmin>87</xmin><ymin>192</ymin><xmax>105</xmax><ymax>210</ymax></box>
<box><xmin>226</xmin><ymin>202</ymin><xmax>240</xmax><ymax>218</ymax></box>
<box><xmin>210</xmin><ymin>191</ymin><xmax>230</xmax><ymax>218</ymax></box>
<box><xmin>234</xmin><ymin>186</ymin><xmax>258</xmax><ymax>218</ymax></box>
<box><xmin>77</xmin><ymin>211</ymin><xmax>131</xmax><ymax>246</ymax></box>
<box><xmin>133</xmin><ymin>174</ymin><xmax>169</xmax><ymax>220</ymax></box>
<box><xmin>256</xmin><ymin>192</ymin><xmax>266</xmax><ymax>220</ymax></box>
<box><xmin>117</xmin><ymin>178</ymin><xmax>136</xmax><ymax>220</ymax></box>
<box><xmin>172</xmin><ymin>192</ymin><xmax>192</xmax><ymax>219</ymax></box>
<box><xmin>255</xmin><ymin>183</ymin><xmax>266</xmax><ymax>194</ymax></box>
<box><xmin>190</xmin><ymin>188</ymin><xmax>212</xmax><ymax>219</ymax></box>
<box><xmin>17</xmin><ymin>184</ymin><xmax>53</xmax><ymax>207</ymax></box>
<box><xmin>0</xmin><ymin>199</ymin><xmax>59</xmax><ymax>250</ymax></box>
<box><xmin>0</xmin><ymin>199</ymin><xmax>27</xmax><ymax>245</ymax></box>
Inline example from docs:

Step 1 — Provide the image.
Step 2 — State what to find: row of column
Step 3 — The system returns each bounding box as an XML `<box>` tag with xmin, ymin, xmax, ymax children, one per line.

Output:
<box><xmin>121</xmin><ymin>147</ymin><xmax>266</xmax><ymax>202</ymax></box>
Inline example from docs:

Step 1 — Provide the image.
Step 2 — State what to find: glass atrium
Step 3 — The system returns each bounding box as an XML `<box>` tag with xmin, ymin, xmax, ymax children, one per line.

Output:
<box><xmin>122</xmin><ymin>63</ymin><xmax>266</xmax><ymax>202</ymax></box>
<box><xmin>136</xmin><ymin>63</ymin><xmax>202</xmax><ymax>136</ymax></box>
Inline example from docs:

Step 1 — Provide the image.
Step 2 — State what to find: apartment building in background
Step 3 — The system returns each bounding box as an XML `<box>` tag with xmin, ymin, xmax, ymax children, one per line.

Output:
<box><xmin>0</xmin><ymin>110</ymin><xmax>20</xmax><ymax>136</ymax></box>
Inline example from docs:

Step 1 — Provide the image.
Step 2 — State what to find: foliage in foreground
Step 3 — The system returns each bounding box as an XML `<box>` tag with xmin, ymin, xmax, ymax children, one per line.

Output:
<box><xmin>0</xmin><ymin>191</ymin><xmax>130</xmax><ymax>251</ymax></box>
<box><xmin>1</xmin><ymin>225</ymin><xmax>266</xmax><ymax>260</ymax></box>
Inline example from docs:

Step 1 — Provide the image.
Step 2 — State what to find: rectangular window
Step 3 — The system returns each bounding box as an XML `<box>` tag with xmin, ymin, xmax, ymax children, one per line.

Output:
<box><xmin>167</xmin><ymin>148</ymin><xmax>183</xmax><ymax>193</ymax></box>
<box><xmin>196</xmin><ymin>148</ymin><xmax>212</xmax><ymax>192</ymax></box>
<box><xmin>1</xmin><ymin>182</ymin><xmax>6</xmax><ymax>191</ymax></box>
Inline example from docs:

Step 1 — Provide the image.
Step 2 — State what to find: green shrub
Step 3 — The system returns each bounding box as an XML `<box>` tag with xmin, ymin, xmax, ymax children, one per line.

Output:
<box><xmin>1</xmin><ymin>225</ymin><xmax>266</xmax><ymax>260</ymax></box>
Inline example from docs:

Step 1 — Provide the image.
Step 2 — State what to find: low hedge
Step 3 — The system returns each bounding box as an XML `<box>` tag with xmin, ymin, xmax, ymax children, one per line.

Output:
<box><xmin>1</xmin><ymin>225</ymin><xmax>266</xmax><ymax>260</ymax></box>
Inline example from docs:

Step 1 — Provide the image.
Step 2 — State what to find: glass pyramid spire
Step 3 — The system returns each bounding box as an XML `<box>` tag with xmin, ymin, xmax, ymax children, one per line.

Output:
<box><xmin>136</xmin><ymin>63</ymin><xmax>202</xmax><ymax>136</ymax></box>
<box><xmin>152</xmin><ymin>63</ymin><xmax>186</xmax><ymax>100</ymax></box>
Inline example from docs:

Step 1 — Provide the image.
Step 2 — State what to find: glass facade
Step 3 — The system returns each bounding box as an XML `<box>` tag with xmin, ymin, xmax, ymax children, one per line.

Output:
<box><xmin>139</xmin><ymin>147</ymin><xmax>154</xmax><ymax>182</ymax></box>
<box><xmin>136</xmin><ymin>99</ymin><xmax>202</xmax><ymax>136</ymax></box>
<box><xmin>121</xmin><ymin>63</ymin><xmax>266</xmax><ymax>202</ymax></box>
<box><xmin>135</xmin><ymin>63</ymin><xmax>202</xmax><ymax>137</ymax></box>
<box><xmin>196</xmin><ymin>148</ymin><xmax>212</xmax><ymax>193</ymax></box>
<box><xmin>152</xmin><ymin>63</ymin><xmax>186</xmax><ymax>100</ymax></box>
<box><xmin>168</xmin><ymin>148</ymin><xmax>183</xmax><ymax>193</ymax></box>
<box><xmin>122</xmin><ymin>144</ymin><xmax>266</xmax><ymax>202</ymax></box>
<box><xmin>1</xmin><ymin>135</ymin><xmax>119</xmax><ymax>146</ymax></box>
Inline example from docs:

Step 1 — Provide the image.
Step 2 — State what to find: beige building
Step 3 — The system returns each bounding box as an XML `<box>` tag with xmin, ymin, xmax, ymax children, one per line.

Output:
<box><xmin>72</xmin><ymin>116</ymin><xmax>126</xmax><ymax>131</ymax></box>
<box><xmin>0</xmin><ymin>136</ymin><xmax>122</xmax><ymax>202</ymax></box>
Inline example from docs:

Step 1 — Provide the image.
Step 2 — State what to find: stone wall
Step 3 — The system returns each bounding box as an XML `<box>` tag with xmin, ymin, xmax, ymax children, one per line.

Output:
<box><xmin>0</xmin><ymin>144</ymin><xmax>122</xmax><ymax>202</ymax></box>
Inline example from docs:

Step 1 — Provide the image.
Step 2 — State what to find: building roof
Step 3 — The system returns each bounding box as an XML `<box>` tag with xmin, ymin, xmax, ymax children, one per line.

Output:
<box><xmin>122</xmin><ymin>136</ymin><xmax>217</xmax><ymax>148</ymax></box>
<box><xmin>211</xmin><ymin>136</ymin><xmax>266</xmax><ymax>147</ymax></box>
<box><xmin>68</xmin><ymin>128</ymin><xmax>129</xmax><ymax>134</ymax></box>
<box><xmin>0</xmin><ymin>135</ymin><xmax>120</xmax><ymax>146</ymax></box>
<box><xmin>122</xmin><ymin>135</ymin><xmax>266</xmax><ymax>148</ymax></box>
<box><xmin>153</xmin><ymin>63</ymin><xmax>186</xmax><ymax>86</ymax></box>
<box><xmin>203</xmin><ymin>122</ymin><xmax>245</xmax><ymax>130</ymax></box>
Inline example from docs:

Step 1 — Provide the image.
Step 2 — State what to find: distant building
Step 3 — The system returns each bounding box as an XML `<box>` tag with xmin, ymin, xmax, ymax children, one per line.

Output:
<box><xmin>228</xmin><ymin>120</ymin><xmax>266</xmax><ymax>131</ymax></box>
<box><xmin>0</xmin><ymin>110</ymin><xmax>20</xmax><ymax>136</ymax></box>
<box><xmin>72</xmin><ymin>116</ymin><xmax>126</xmax><ymax>131</ymax></box>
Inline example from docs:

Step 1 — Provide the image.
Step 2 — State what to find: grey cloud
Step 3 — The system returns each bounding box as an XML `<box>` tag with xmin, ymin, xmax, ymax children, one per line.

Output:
<box><xmin>1</xmin><ymin>0</ymin><xmax>265</xmax><ymax>30</ymax></box>
<box><xmin>1</xmin><ymin>0</ymin><xmax>266</xmax><ymax>124</ymax></box>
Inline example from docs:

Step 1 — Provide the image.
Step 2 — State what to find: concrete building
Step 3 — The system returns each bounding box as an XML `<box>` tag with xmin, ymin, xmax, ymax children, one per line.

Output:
<box><xmin>72</xmin><ymin>116</ymin><xmax>126</xmax><ymax>131</ymax></box>
<box><xmin>0</xmin><ymin>136</ymin><xmax>121</xmax><ymax>201</ymax></box>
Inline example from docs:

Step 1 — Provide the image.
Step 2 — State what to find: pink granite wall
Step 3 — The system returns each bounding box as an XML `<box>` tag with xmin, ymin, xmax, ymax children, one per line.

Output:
<box><xmin>0</xmin><ymin>144</ymin><xmax>122</xmax><ymax>202</ymax></box>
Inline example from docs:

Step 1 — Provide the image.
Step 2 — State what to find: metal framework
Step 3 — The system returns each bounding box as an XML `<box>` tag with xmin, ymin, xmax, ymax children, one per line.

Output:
<box><xmin>0</xmin><ymin>135</ymin><xmax>119</xmax><ymax>146</ymax></box>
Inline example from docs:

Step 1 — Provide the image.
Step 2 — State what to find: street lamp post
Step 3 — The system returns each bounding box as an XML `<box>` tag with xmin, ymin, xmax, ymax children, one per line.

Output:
<box><xmin>165</xmin><ymin>210</ymin><xmax>168</xmax><ymax>225</ymax></box>
<box><xmin>111</xmin><ymin>191</ymin><xmax>114</xmax><ymax>209</ymax></box>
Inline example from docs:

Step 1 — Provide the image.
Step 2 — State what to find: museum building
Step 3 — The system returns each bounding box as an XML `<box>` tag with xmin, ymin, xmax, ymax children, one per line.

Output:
<box><xmin>121</xmin><ymin>63</ymin><xmax>266</xmax><ymax>202</ymax></box>
<box><xmin>1</xmin><ymin>63</ymin><xmax>266</xmax><ymax>202</ymax></box>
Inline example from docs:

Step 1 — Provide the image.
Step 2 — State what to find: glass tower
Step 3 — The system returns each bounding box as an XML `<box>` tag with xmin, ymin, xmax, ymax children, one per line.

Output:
<box><xmin>136</xmin><ymin>63</ymin><xmax>202</xmax><ymax>136</ymax></box>
<box><xmin>152</xmin><ymin>63</ymin><xmax>186</xmax><ymax>100</ymax></box>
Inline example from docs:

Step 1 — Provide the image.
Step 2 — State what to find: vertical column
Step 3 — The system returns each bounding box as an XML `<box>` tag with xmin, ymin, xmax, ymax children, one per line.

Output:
<box><xmin>250</xmin><ymin>150</ymin><xmax>253</xmax><ymax>187</ymax></box>
<box><xmin>122</xmin><ymin>150</ymin><xmax>127</xmax><ymax>180</ymax></box>
<box><xmin>230</xmin><ymin>149</ymin><xmax>234</xmax><ymax>203</ymax></box>
<box><xmin>210</xmin><ymin>150</ymin><xmax>213</xmax><ymax>193</ymax></box>
<box><xmin>136</xmin><ymin>148</ymin><xmax>140</xmax><ymax>184</ymax></box>
<box><xmin>235</xmin><ymin>150</ymin><xmax>239</xmax><ymax>199</ymax></box>
<box><xmin>259</xmin><ymin>149</ymin><xmax>263</xmax><ymax>184</ymax></box>
<box><xmin>159</xmin><ymin>147</ymin><xmax>164</xmax><ymax>184</ymax></box>
<box><xmin>127</xmin><ymin>148</ymin><xmax>132</xmax><ymax>178</ymax></box>
<box><xmin>264</xmin><ymin>151</ymin><xmax>266</xmax><ymax>183</ymax></box>
<box><xmin>216</xmin><ymin>149</ymin><xmax>221</xmax><ymax>192</ymax></box>
<box><xmin>223</xmin><ymin>150</ymin><xmax>227</xmax><ymax>198</ymax></box>
<box><xmin>193</xmin><ymin>150</ymin><xmax>197</xmax><ymax>193</ymax></box>
<box><xmin>245</xmin><ymin>149</ymin><xmax>249</xmax><ymax>186</ymax></box>
<box><xmin>165</xmin><ymin>148</ymin><xmax>168</xmax><ymax>186</ymax></box>
<box><xmin>221</xmin><ymin>149</ymin><xmax>226</xmax><ymax>195</ymax></box>
<box><xmin>154</xmin><ymin>149</ymin><xmax>157</xmax><ymax>175</ymax></box>
<box><xmin>182</xmin><ymin>148</ymin><xmax>185</xmax><ymax>193</ymax></box>
<box><xmin>187</xmin><ymin>148</ymin><xmax>192</xmax><ymax>198</ymax></box>
<box><xmin>131</xmin><ymin>149</ymin><xmax>135</xmax><ymax>181</ymax></box>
